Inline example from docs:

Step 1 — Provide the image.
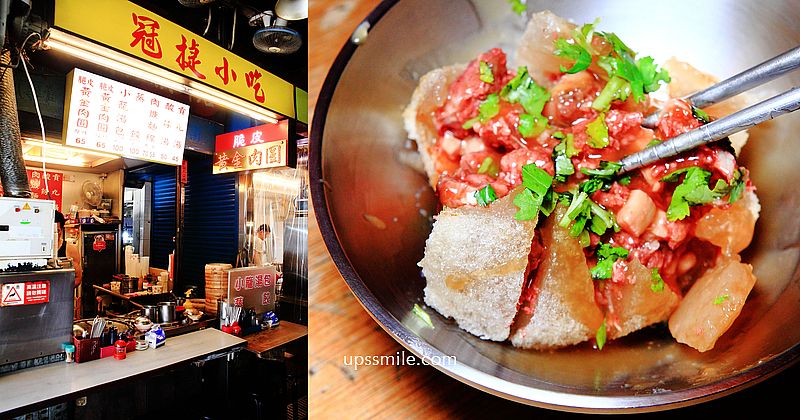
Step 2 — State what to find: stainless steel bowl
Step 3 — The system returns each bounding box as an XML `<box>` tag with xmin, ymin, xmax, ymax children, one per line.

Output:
<box><xmin>311</xmin><ymin>0</ymin><xmax>800</xmax><ymax>412</ymax></box>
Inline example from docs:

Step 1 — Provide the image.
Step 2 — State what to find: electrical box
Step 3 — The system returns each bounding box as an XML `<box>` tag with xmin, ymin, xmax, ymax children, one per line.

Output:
<box><xmin>0</xmin><ymin>197</ymin><xmax>56</xmax><ymax>271</ymax></box>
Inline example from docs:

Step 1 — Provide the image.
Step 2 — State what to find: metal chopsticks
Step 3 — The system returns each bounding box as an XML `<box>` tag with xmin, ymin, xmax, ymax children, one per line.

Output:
<box><xmin>618</xmin><ymin>86</ymin><xmax>800</xmax><ymax>174</ymax></box>
<box><xmin>641</xmin><ymin>45</ymin><xmax>800</xmax><ymax>128</ymax></box>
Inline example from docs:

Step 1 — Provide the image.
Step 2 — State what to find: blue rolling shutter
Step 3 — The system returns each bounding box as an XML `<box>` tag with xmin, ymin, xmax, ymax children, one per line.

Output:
<box><xmin>181</xmin><ymin>155</ymin><xmax>238</xmax><ymax>290</ymax></box>
<box><xmin>150</xmin><ymin>171</ymin><xmax>177</xmax><ymax>272</ymax></box>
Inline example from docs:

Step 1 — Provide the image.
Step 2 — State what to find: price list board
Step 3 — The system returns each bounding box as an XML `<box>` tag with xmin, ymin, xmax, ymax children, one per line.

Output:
<box><xmin>62</xmin><ymin>68</ymin><xmax>189</xmax><ymax>166</ymax></box>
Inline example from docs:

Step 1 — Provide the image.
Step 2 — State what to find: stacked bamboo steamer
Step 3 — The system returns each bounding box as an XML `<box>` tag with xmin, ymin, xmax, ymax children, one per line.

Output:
<box><xmin>205</xmin><ymin>263</ymin><xmax>231</xmax><ymax>316</ymax></box>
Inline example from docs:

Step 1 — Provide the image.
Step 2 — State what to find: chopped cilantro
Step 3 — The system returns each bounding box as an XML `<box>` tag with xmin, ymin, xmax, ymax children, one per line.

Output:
<box><xmin>596</xmin><ymin>318</ymin><xmax>607</xmax><ymax>350</ymax></box>
<box><xmin>638</xmin><ymin>56</ymin><xmax>671</xmax><ymax>92</ymax></box>
<box><xmin>557</xmin><ymin>190</ymin><xmax>618</xmax><ymax>246</ymax></box>
<box><xmin>518</xmin><ymin>113</ymin><xmax>548</xmax><ymax>138</ymax></box>
<box><xmin>586</xmin><ymin>113</ymin><xmax>610</xmax><ymax>148</ymax></box>
<box><xmin>664</xmin><ymin>167</ymin><xmax>724</xmax><ymax>221</ymax></box>
<box><xmin>553</xmin><ymin>139</ymin><xmax>576</xmax><ymax>183</ymax></box>
<box><xmin>412</xmin><ymin>304</ymin><xmax>435</xmax><ymax>328</ymax></box>
<box><xmin>590</xmin><ymin>243</ymin><xmax>629</xmax><ymax>280</ymax></box>
<box><xmin>580</xmin><ymin>161</ymin><xmax>623</xmax><ymax>190</ymax></box>
<box><xmin>507</xmin><ymin>0</ymin><xmax>526</xmax><ymax>15</ymax></box>
<box><xmin>477</xmin><ymin>156</ymin><xmax>500</xmax><ymax>177</ymax></box>
<box><xmin>714</xmin><ymin>294</ymin><xmax>730</xmax><ymax>305</ymax></box>
<box><xmin>580</xmin><ymin>178</ymin><xmax>605</xmax><ymax>194</ymax></box>
<box><xmin>593</xmin><ymin>32</ymin><xmax>670</xmax><ymax>103</ymax></box>
<box><xmin>474</xmin><ymin>184</ymin><xmax>497</xmax><ymax>207</ymax></box>
<box><xmin>618</xmin><ymin>174</ymin><xmax>632</xmax><ymax>186</ymax></box>
<box><xmin>513</xmin><ymin>189</ymin><xmax>539</xmax><ymax>221</ymax></box>
<box><xmin>479</xmin><ymin>60</ymin><xmax>494</xmax><ymax>84</ymax></box>
<box><xmin>554</xmin><ymin>37</ymin><xmax>592</xmax><ymax>74</ymax></box>
<box><xmin>552</xmin><ymin>131</ymin><xmax>566</xmax><ymax>140</ymax></box>
<box><xmin>513</xmin><ymin>165</ymin><xmax>554</xmax><ymax>221</ymax></box>
<box><xmin>462</xmin><ymin>93</ymin><xmax>501</xmax><ymax>129</ymax></box>
<box><xmin>728</xmin><ymin>170</ymin><xmax>747</xmax><ymax>204</ymax></box>
<box><xmin>592</xmin><ymin>75</ymin><xmax>631</xmax><ymax>111</ymax></box>
<box><xmin>691</xmin><ymin>105</ymin><xmax>710</xmax><ymax>124</ymax></box>
<box><xmin>650</xmin><ymin>268</ymin><xmax>665</xmax><ymax>292</ymax></box>
<box><xmin>521</xmin><ymin>164</ymin><xmax>552</xmax><ymax>196</ymax></box>
<box><xmin>501</xmin><ymin>66</ymin><xmax>551</xmax><ymax>116</ymax></box>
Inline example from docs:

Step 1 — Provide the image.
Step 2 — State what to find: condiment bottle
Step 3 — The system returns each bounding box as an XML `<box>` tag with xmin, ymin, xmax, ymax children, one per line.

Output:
<box><xmin>64</xmin><ymin>344</ymin><xmax>75</xmax><ymax>363</ymax></box>
<box><xmin>114</xmin><ymin>340</ymin><xmax>127</xmax><ymax>360</ymax></box>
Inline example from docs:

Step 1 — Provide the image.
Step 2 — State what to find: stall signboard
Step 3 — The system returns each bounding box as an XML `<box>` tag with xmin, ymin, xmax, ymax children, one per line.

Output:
<box><xmin>0</xmin><ymin>170</ymin><xmax>63</xmax><ymax>211</ymax></box>
<box><xmin>226</xmin><ymin>266</ymin><xmax>277</xmax><ymax>314</ymax></box>
<box><xmin>53</xmin><ymin>0</ymin><xmax>303</xmax><ymax>122</ymax></box>
<box><xmin>1</xmin><ymin>281</ymin><xmax>50</xmax><ymax>306</ymax></box>
<box><xmin>213</xmin><ymin>120</ymin><xmax>290</xmax><ymax>174</ymax></box>
<box><xmin>62</xmin><ymin>68</ymin><xmax>189</xmax><ymax>166</ymax></box>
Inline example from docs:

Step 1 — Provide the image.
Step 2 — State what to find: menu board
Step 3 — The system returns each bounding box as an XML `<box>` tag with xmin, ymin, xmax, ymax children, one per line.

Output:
<box><xmin>62</xmin><ymin>68</ymin><xmax>189</xmax><ymax>166</ymax></box>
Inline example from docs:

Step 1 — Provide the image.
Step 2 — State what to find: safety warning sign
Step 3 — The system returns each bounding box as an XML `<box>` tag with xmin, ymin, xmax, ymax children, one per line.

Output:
<box><xmin>1</xmin><ymin>281</ymin><xmax>50</xmax><ymax>306</ymax></box>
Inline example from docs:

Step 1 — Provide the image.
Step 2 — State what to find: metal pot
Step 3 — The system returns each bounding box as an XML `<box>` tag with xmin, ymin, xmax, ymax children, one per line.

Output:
<box><xmin>310</xmin><ymin>0</ymin><xmax>800</xmax><ymax>412</ymax></box>
<box><xmin>157</xmin><ymin>301</ymin><xmax>176</xmax><ymax>324</ymax></box>
<box><xmin>141</xmin><ymin>305</ymin><xmax>159</xmax><ymax>323</ymax></box>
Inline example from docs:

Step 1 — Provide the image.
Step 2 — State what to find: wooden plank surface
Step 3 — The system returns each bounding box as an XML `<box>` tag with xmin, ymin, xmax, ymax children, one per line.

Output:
<box><xmin>0</xmin><ymin>328</ymin><xmax>245</xmax><ymax>414</ymax></box>
<box><xmin>307</xmin><ymin>1</ymin><xmax>800</xmax><ymax>419</ymax></box>
<box><xmin>244</xmin><ymin>320</ymin><xmax>308</xmax><ymax>356</ymax></box>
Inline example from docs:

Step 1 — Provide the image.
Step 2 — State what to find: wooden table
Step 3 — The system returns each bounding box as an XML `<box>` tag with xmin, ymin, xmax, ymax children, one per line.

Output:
<box><xmin>308</xmin><ymin>1</ymin><xmax>800</xmax><ymax>419</ymax></box>
<box><xmin>0</xmin><ymin>328</ymin><xmax>245</xmax><ymax>416</ymax></box>
<box><xmin>245</xmin><ymin>321</ymin><xmax>308</xmax><ymax>357</ymax></box>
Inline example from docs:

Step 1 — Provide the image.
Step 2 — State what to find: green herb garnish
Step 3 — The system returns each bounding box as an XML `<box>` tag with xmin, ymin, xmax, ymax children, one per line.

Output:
<box><xmin>663</xmin><ymin>167</ymin><xmax>726</xmax><ymax>221</ymax></box>
<box><xmin>558</xmin><ymin>190</ymin><xmax>618</xmax><ymax>247</ymax></box>
<box><xmin>590</xmin><ymin>243</ymin><xmax>629</xmax><ymax>280</ymax></box>
<box><xmin>479</xmin><ymin>60</ymin><xmax>494</xmax><ymax>84</ymax></box>
<box><xmin>518</xmin><ymin>113</ymin><xmax>548</xmax><ymax>138</ymax></box>
<box><xmin>713</xmin><ymin>294</ymin><xmax>730</xmax><ymax>305</ymax></box>
<box><xmin>596</xmin><ymin>318</ymin><xmax>607</xmax><ymax>350</ymax></box>
<box><xmin>412</xmin><ymin>304</ymin><xmax>435</xmax><ymax>328</ymax></box>
<box><xmin>507</xmin><ymin>0</ymin><xmax>526</xmax><ymax>15</ymax></box>
<box><xmin>477</xmin><ymin>156</ymin><xmax>500</xmax><ymax>178</ymax></box>
<box><xmin>580</xmin><ymin>161</ymin><xmax>624</xmax><ymax>192</ymax></box>
<box><xmin>513</xmin><ymin>164</ymin><xmax>554</xmax><ymax>221</ymax></box>
<box><xmin>553</xmin><ymin>139</ymin><xmax>576</xmax><ymax>183</ymax></box>
<box><xmin>554</xmin><ymin>37</ymin><xmax>592</xmax><ymax>74</ymax></box>
<box><xmin>462</xmin><ymin>93</ymin><xmax>501</xmax><ymax>129</ymax></box>
<box><xmin>691</xmin><ymin>105</ymin><xmax>710</xmax><ymax>124</ymax></box>
<box><xmin>592</xmin><ymin>75</ymin><xmax>631</xmax><ymax>111</ymax></box>
<box><xmin>650</xmin><ymin>268</ymin><xmax>665</xmax><ymax>293</ymax></box>
<box><xmin>501</xmin><ymin>66</ymin><xmax>551</xmax><ymax>116</ymax></box>
<box><xmin>586</xmin><ymin>113</ymin><xmax>610</xmax><ymax>148</ymax></box>
<box><xmin>474</xmin><ymin>184</ymin><xmax>498</xmax><ymax>207</ymax></box>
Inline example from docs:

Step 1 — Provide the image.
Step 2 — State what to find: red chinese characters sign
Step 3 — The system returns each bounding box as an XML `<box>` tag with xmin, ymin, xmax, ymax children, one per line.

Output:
<box><xmin>226</xmin><ymin>266</ymin><xmax>277</xmax><ymax>313</ymax></box>
<box><xmin>213</xmin><ymin>120</ymin><xmax>290</xmax><ymax>174</ymax></box>
<box><xmin>54</xmin><ymin>0</ymin><xmax>300</xmax><ymax>121</ymax></box>
<box><xmin>0</xmin><ymin>169</ymin><xmax>63</xmax><ymax>211</ymax></box>
<box><xmin>63</xmin><ymin>68</ymin><xmax>189</xmax><ymax>166</ymax></box>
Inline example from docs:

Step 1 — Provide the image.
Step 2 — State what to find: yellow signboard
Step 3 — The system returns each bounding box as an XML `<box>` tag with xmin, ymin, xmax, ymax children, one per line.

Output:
<box><xmin>54</xmin><ymin>0</ymin><xmax>303</xmax><ymax>121</ymax></box>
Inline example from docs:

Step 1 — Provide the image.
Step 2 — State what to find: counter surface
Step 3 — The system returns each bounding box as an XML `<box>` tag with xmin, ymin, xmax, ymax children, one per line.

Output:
<box><xmin>0</xmin><ymin>328</ymin><xmax>245</xmax><ymax>414</ymax></box>
<box><xmin>245</xmin><ymin>321</ymin><xmax>308</xmax><ymax>357</ymax></box>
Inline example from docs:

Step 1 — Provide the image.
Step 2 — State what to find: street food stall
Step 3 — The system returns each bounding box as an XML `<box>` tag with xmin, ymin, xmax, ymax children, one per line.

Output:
<box><xmin>0</xmin><ymin>0</ymin><xmax>307</xmax><ymax>418</ymax></box>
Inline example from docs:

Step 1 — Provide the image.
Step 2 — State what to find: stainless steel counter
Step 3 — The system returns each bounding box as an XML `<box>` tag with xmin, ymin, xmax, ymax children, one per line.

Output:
<box><xmin>0</xmin><ymin>328</ymin><xmax>245</xmax><ymax>415</ymax></box>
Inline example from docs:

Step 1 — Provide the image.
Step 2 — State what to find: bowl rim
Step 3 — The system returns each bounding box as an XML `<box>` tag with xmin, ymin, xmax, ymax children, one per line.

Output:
<box><xmin>308</xmin><ymin>0</ymin><xmax>800</xmax><ymax>412</ymax></box>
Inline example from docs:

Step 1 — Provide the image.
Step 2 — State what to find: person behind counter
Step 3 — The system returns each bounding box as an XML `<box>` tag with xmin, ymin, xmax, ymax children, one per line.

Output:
<box><xmin>253</xmin><ymin>224</ymin><xmax>274</xmax><ymax>266</ymax></box>
<box><xmin>55</xmin><ymin>210</ymin><xmax>82</xmax><ymax>288</ymax></box>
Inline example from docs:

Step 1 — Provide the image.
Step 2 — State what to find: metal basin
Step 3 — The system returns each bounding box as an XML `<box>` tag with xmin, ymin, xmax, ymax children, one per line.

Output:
<box><xmin>310</xmin><ymin>0</ymin><xmax>800</xmax><ymax>412</ymax></box>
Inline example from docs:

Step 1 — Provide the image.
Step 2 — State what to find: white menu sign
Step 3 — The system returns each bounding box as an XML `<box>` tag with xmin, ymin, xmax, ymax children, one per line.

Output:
<box><xmin>62</xmin><ymin>68</ymin><xmax>189</xmax><ymax>166</ymax></box>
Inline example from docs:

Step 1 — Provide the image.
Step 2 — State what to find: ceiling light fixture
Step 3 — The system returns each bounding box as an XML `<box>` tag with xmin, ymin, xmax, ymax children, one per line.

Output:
<box><xmin>275</xmin><ymin>0</ymin><xmax>308</xmax><ymax>21</ymax></box>
<box><xmin>44</xmin><ymin>28</ymin><xmax>281</xmax><ymax>124</ymax></box>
